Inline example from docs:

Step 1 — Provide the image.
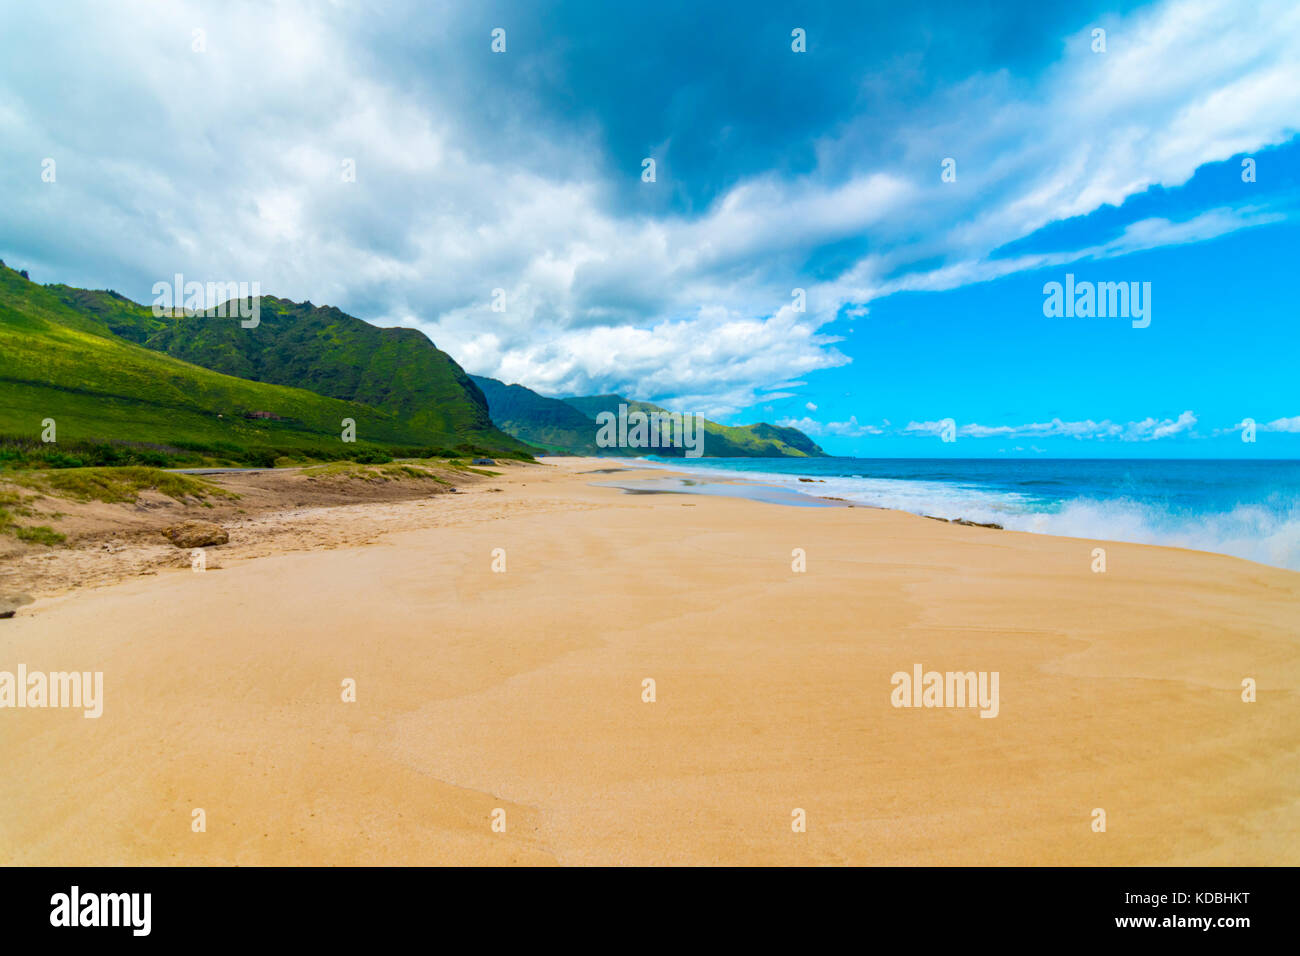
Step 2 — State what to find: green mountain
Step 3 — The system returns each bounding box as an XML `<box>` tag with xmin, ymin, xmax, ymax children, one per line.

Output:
<box><xmin>469</xmin><ymin>375</ymin><xmax>603</xmax><ymax>454</ymax></box>
<box><xmin>51</xmin><ymin>284</ymin><xmax>532</xmax><ymax>457</ymax></box>
<box><xmin>563</xmin><ymin>394</ymin><xmax>826</xmax><ymax>457</ymax></box>
<box><xmin>0</xmin><ymin>262</ymin><xmax>531</xmax><ymax>463</ymax></box>
<box><xmin>3</xmin><ymin>257</ymin><xmax>817</xmax><ymax>464</ymax></box>
<box><xmin>472</xmin><ymin>376</ymin><xmax>826</xmax><ymax>458</ymax></box>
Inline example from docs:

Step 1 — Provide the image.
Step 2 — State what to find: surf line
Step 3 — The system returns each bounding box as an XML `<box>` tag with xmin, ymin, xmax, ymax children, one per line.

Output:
<box><xmin>891</xmin><ymin>664</ymin><xmax>999</xmax><ymax>718</ymax></box>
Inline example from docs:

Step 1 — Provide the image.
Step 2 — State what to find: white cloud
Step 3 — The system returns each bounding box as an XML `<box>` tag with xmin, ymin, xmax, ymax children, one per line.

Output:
<box><xmin>1262</xmin><ymin>416</ymin><xmax>1300</xmax><ymax>432</ymax></box>
<box><xmin>0</xmin><ymin>0</ymin><xmax>1297</xmax><ymax>416</ymax></box>
<box><xmin>1219</xmin><ymin>415</ymin><xmax>1300</xmax><ymax>434</ymax></box>
<box><xmin>1129</xmin><ymin>410</ymin><xmax>1198</xmax><ymax>440</ymax></box>
<box><xmin>905</xmin><ymin>411</ymin><xmax>1198</xmax><ymax>441</ymax></box>
<box><xmin>811</xmin><ymin>0</ymin><xmax>1300</xmax><ymax>318</ymax></box>
<box><xmin>780</xmin><ymin>415</ymin><xmax>882</xmax><ymax>437</ymax></box>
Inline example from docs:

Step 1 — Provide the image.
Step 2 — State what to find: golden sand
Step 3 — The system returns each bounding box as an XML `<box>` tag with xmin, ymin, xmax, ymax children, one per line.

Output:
<box><xmin>1</xmin><ymin>458</ymin><xmax>1297</xmax><ymax>865</ymax></box>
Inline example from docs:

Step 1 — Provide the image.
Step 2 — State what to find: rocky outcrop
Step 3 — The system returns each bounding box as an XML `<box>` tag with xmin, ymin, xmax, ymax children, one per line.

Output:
<box><xmin>161</xmin><ymin>520</ymin><xmax>229</xmax><ymax>548</ymax></box>
<box><xmin>0</xmin><ymin>593</ymin><xmax>34</xmax><ymax>619</ymax></box>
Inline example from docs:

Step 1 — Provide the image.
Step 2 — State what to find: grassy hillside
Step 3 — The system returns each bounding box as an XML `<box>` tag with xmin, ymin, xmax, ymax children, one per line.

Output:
<box><xmin>469</xmin><ymin>375</ymin><xmax>603</xmax><ymax>454</ymax></box>
<box><xmin>51</xmin><ymin>283</ymin><xmax>533</xmax><ymax>457</ymax></box>
<box><xmin>563</xmin><ymin>395</ymin><xmax>825</xmax><ymax>457</ymax></box>
<box><xmin>0</xmin><ymin>262</ymin><xmax>526</xmax><ymax>465</ymax></box>
<box><xmin>471</xmin><ymin>375</ymin><xmax>827</xmax><ymax>457</ymax></box>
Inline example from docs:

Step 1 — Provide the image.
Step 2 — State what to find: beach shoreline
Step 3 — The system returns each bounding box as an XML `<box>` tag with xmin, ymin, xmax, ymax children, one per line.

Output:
<box><xmin>2</xmin><ymin>457</ymin><xmax>1297</xmax><ymax>865</ymax></box>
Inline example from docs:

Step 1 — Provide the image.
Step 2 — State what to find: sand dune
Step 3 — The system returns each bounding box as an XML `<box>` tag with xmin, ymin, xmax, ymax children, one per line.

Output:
<box><xmin>1</xmin><ymin>458</ymin><xmax>1296</xmax><ymax>865</ymax></box>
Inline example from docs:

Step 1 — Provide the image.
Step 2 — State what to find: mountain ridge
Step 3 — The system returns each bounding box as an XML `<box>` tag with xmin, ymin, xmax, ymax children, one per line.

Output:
<box><xmin>471</xmin><ymin>375</ymin><xmax>827</xmax><ymax>458</ymax></box>
<box><xmin>50</xmin><ymin>286</ymin><xmax>532</xmax><ymax>455</ymax></box>
<box><xmin>0</xmin><ymin>261</ymin><xmax>533</xmax><ymax>463</ymax></box>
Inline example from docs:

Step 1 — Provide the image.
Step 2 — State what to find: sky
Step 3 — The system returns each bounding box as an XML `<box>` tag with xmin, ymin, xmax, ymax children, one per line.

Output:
<box><xmin>1</xmin><ymin>0</ymin><xmax>1298</xmax><ymax>457</ymax></box>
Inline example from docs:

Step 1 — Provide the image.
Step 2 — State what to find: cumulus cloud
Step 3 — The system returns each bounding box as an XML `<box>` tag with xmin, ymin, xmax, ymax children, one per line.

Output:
<box><xmin>780</xmin><ymin>415</ymin><xmax>883</xmax><ymax>437</ymax></box>
<box><xmin>1261</xmin><ymin>416</ymin><xmax>1300</xmax><ymax>432</ymax></box>
<box><xmin>905</xmin><ymin>411</ymin><xmax>1199</xmax><ymax>441</ymax></box>
<box><xmin>0</xmin><ymin>0</ymin><xmax>1297</xmax><ymax>416</ymax></box>
<box><xmin>1217</xmin><ymin>415</ymin><xmax>1300</xmax><ymax>434</ymax></box>
<box><xmin>1128</xmin><ymin>410</ymin><xmax>1198</xmax><ymax>440</ymax></box>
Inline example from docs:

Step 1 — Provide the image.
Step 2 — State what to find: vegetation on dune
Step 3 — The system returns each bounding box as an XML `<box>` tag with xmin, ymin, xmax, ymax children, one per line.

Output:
<box><xmin>0</xmin><ymin>455</ymin><xmax>506</xmax><ymax>548</ymax></box>
<box><xmin>304</xmin><ymin>461</ymin><xmax>441</xmax><ymax>482</ymax></box>
<box><xmin>0</xmin><ymin>487</ymin><xmax>65</xmax><ymax>545</ymax></box>
<box><xmin>11</xmin><ymin>524</ymin><xmax>67</xmax><ymax>545</ymax></box>
<box><xmin>13</xmin><ymin>466</ymin><xmax>237</xmax><ymax>504</ymax></box>
<box><xmin>0</xmin><ymin>466</ymin><xmax>235</xmax><ymax>546</ymax></box>
<box><xmin>302</xmin><ymin>457</ymin><xmax>497</xmax><ymax>483</ymax></box>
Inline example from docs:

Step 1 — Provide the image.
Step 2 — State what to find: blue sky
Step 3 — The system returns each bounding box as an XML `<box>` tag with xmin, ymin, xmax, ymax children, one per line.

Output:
<box><xmin>1</xmin><ymin>0</ymin><xmax>1297</xmax><ymax>456</ymax></box>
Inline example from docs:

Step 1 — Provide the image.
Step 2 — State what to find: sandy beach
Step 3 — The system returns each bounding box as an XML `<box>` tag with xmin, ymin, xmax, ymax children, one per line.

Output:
<box><xmin>1</xmin><ymin>457</ymin><xmax>1297</xmax><ymax>866</ymax></box>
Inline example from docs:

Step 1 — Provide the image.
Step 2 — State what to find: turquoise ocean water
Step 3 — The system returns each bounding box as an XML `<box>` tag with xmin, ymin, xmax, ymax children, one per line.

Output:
<box><xmin>633</xmin><ymin>457</ymin><xmax>1300</xmax><ymax>571</ymax></box>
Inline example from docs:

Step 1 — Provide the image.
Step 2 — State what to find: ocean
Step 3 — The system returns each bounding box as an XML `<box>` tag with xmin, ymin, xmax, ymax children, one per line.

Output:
<box><xmin>634</xmin><ymin>457</ymin><xmax>1300</xmax><ymax>571</ymax></box>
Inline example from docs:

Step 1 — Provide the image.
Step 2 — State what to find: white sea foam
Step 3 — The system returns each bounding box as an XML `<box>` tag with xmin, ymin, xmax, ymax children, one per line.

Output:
<box><xmin>633</xmin><ymin>458</ymin><xmax>1300</xmax><ymax>571</ymax></box>
<box><xmin>1007</xmin><ymin>498</ymin><xmax>1300</xmax><ymax>570</ymax></box>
